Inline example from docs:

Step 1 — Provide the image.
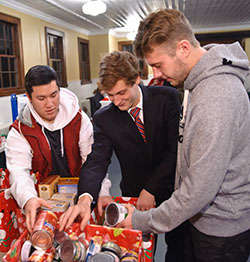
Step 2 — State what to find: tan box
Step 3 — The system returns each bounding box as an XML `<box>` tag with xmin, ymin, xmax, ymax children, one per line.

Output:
<box><xmin>57</xmin><ymin>177</ymin><xmax>79</xmax><ymax>194</ymax></box>
<box><xmin>38</xmin><ymin>175</ymin><xmax>60</xmax><ymax>200</ymax></box>
<box><xmin>50</xmin><ymin>192</ymin><xmax>76</xmax><ymax>206</ymax></box>
<box><xmin>42</xmin><ymin>199</ymin><xmax>69</xmax><ymax>212</ymax></box>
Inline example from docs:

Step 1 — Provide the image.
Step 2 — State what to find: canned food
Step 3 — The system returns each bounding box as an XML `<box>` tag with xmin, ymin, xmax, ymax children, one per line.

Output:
<box><xmin>53</xmin><ymin>229</ymin><xmax>69</xmax><ymax>247</ymax></box>
<box><xmin>121</xmin><ymin>249</ymin><xmax>139</xmax><ymax>260</ymax></box>
<box><xmin>59</xmin><ymin>239</ymin><xmax>87</xmax><ymax>262</ymax></box>
<box><xmin>27</xmin><ymin>246</ymin><xmax>55</xmax><ymax>262</ymax></box>
<box><xmin>89</xmin><ymin>252</ymin><xmax>117</xmax><ymax>262</ymax></box>
<box><xmin>120</xmin><ymin>256</ymin><xmax>138</xmax><ymax>262</ymax></box>
<box><xmin>21</xmin><ymin>240</ymin><xmax>35</xmax><ymax>262</ymax></box>
<box><xmin>31</xmin><ymin>210</ymin><xmax>58</xmax><ymax>250</ymax></box>
<box><xmin>85</xmin><ymin>236</ymin><xmax>102</xmax><ymax>262</ymax></box>
<box><xmin>105</xmin><ymin>203</ymin><xmax>128</xmax><ymax>227</ymax></box>
<box><xmin>101</xmin><ymin>241</ymin><xmax>122</xmax><ymax>258</ymax></box>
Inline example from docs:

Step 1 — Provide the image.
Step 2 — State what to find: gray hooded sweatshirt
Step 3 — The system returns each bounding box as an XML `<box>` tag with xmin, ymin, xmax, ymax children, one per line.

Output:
<box><xmin>133</xmin><ymin>42</ymin><xmax>250</xmax><ymax>237</ymax></box>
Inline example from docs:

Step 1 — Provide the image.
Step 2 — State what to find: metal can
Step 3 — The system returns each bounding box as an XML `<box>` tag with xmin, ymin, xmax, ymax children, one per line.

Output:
<box><xmin>120</xmin><ymin>256</ymin><xmax>138</xmax><ymax>262</ymax></box>
<box><xmin>101</xmin><ymin>241</ymin><xmax>122</xmax><ymax>258</ymax></box>
<box><xmin>105</xmin><ymin>203</ymin><xmax>128</xmax><ymax>227</ymax></box>
<box><xmin>53</xmin><ymin>229</ymin><xmax>69</xmax><ymax>247</ymax></box>
<box><xmin>121</xmin><ymin>249</ymin><xmax>139</xmax><ymax>261</ymax></box>
<box><xmin>27</xmin><ymin>246</ymin><xmax>55</xmax><ymax>262</ymax></box>
<box><xmin>53</xmin><ymin>229</ymin><xmax>70</xmax><ymax>261</ymax></box>
<box><xmin>59</xmin><ymin>238</ymin><xmax>87</xmax><ymax>262</ymax></box>
<box><xmin>21</xmin><ymin>240</ymin><xmax>35</xmax><ymax>262</ymax></box>
<box><xmin>85</xmin><ymin>237</ymin><xmax>102</xmax><ymax>262</ymax></box>
<box><xmin>89</xmin><ymin>252</ymin><xmax>117</xmax><ymax>262</ymax></box>
<box><xmin>31</xmin><ymin>210</ymin><xmax>58</xmax><ymax>250</ymax></box>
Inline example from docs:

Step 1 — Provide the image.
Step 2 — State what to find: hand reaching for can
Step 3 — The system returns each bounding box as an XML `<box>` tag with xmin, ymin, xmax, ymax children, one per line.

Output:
<box><xmin>58</xmin><ymin>195</ymin><xmax>92</xmax><ymax>232</ymax></box>
<box><xmin>24</xmin><ymin>197</ymin><xmax>52</xmax><ymax>233</ymax></box>
<box><xmin>97</xmin><ymin>195</ymin><xmax>115</xmax><ymax>217</ymax></box>
<box><xmin>116</xmin><ymin>203</ymin><xmax>135</xmax><ymax>229</ymax></box>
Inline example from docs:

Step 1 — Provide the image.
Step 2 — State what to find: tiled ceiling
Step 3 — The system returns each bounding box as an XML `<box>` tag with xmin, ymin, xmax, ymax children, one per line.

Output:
<box><xmin>1</xmin><ymin>0</ymin><xmax>250</xmax><ymax>35</ymax></box>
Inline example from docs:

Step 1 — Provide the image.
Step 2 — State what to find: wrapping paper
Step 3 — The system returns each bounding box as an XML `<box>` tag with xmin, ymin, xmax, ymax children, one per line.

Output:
<box><xmin>1</xmin><ymin>170</ymin><xmax>155</xmax><ymax>262</ymax></box>
<box><xmin>3</xmin><ymin>222</ymin><xmax>143</xmax><ymax>261</ymax></box>
<box><xmin>7</xmin><ymin>197</ymin><xmax>154</xmax><ymax>261</ymax></box>
<box><xmin>0</xmin><ymin>169</ymin><xmax>39</xmax><ymax>252</ymax></box>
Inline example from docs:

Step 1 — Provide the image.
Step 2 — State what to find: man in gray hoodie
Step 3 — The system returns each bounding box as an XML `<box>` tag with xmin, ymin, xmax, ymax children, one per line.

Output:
<box><xmin>120</xmin><ymin>9</ymin><xmax>250</xmax><ymax>261</ymax></box>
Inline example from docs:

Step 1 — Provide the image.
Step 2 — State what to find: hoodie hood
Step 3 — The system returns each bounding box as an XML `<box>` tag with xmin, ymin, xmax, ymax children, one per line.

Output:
<box><xmin>18</xmin><ymin>88</ymin><xmax>80</xmax><ymax>131</ymax></box>
<box><xmin>185</xmin><ymin>42</ymin><xmax>250</xmax><ymax>92</ymax></box>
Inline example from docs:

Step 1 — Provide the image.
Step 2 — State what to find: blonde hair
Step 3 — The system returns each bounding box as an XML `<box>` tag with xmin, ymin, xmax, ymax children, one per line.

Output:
<box><xmin>134</xmin><ymin>9</ymin><xmax>199</xmax><ymax>58</ymax></box>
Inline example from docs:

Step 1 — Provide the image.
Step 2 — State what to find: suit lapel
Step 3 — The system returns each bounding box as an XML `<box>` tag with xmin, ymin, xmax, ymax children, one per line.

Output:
<box><xmin>115</xmin><ymin>106</ymin><xmax>145</xmax><ymax>145</ymax></box>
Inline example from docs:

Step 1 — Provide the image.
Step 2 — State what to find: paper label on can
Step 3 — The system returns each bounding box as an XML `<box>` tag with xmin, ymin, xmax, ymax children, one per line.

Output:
<box><xmin>105</xmin><ymin>203</ymin><xmax>128</xmax><ymax>226</ymax></box>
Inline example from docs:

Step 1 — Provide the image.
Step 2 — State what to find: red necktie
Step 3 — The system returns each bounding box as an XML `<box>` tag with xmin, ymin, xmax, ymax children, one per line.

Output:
<box><xmin>130</xmin><ymin>107</ymin><xmax>146</xmax><ymax>143</ymax></box>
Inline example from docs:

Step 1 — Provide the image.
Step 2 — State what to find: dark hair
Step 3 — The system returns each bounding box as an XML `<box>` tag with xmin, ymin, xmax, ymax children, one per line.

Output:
<box><xmin>97</xmin><ymin>51</ymin><xmax>140</xmax><ymax>92</ymax></box>
<box><xmin>134</xmin><ymin>9</ymin><xmax>199</xmax><ymax>58</ymax></box>
<box><xmin>25</xmin><ymin>65</ymin><xmax>59</xmax><ymax>98</ymax></box>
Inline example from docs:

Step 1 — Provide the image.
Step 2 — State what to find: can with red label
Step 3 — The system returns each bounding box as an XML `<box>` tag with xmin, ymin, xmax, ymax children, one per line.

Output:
<box><xmin>31</xmin><ymin>210</ymin><xmax>58</xmax><ymax>250</ymax></box>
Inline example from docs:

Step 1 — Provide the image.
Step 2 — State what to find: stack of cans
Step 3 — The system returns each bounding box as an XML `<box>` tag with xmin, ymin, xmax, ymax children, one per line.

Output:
<box><xmin>19</xmin><ymin>207</ymin><xmax>139</xmax><ymax>261</ymax></box>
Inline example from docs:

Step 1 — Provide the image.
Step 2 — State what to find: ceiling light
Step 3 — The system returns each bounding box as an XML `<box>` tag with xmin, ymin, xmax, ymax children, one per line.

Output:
<box><xmin>82</xmin><ymin>0</ymin><xmax>107</xmax><ymax>16</ymax></box>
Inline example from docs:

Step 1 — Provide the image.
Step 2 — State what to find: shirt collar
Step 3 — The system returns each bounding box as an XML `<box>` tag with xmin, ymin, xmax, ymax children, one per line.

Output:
<box><xmin>128</xmin><ymin>85</ymin><xmax>143</xmax><ymax>113</ymax></box>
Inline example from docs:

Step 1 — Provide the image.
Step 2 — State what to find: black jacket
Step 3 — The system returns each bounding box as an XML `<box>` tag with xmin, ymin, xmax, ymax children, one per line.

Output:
<box><xmin>78</xmin><ymin>85</ymin><xmax>180</xmax><ymax>205</ymax></box>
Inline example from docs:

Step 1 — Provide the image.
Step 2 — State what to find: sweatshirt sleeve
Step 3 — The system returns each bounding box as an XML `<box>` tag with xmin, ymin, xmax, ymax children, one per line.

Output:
<box><xmin>5</xmin><ymin>128</ymin><xmax>38</xmax><ymax>210</ymax></box>
<box><xmin>78</xmin><ymin>111</ymin><xmax>94</xmax><ymax>163</ymax></box>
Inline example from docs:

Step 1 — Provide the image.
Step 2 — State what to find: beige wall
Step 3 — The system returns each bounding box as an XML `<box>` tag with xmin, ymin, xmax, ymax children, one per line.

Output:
<box><xmin>245</xmin><ymin>38</ymin><xmax>250</xmax><ymax>61</ymax></box>
<box><xmin>0</xmin><ymin>4</ymin><xmax>89</xmax><ymax>81</ymax></box>
<box><xmin>109</xmin><ymin>34</ymin><xmax>118</xmax><ymax>52</ymax></box>
<box><xmin>89</xmin><ymin>34</ymin><xmax>109</xmax><ymax>79</ymax></box>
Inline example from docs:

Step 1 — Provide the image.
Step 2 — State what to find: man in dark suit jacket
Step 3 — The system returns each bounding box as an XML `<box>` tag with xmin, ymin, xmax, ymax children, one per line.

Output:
<box><xmin>60</xmin><ymin>51</ymin><xmax>185</xmax><ymax>261</ymax></box>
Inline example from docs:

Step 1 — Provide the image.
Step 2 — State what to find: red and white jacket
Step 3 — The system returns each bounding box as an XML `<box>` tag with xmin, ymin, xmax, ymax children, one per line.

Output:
<box><xmin>6</xmin><ymin>89</ymin><xmax>93</xmax><ymax>210</ymax></box>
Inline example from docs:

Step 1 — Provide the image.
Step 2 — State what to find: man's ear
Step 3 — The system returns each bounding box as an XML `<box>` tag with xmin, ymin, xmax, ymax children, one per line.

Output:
<box><xmin>177</xmin><ymin>40</ymin><xmax>191</xmax><ymax>59</ymax></box>
<box><xmin>135</xmin><ymin>76</ymin><xmax>141</xmax><ymax>85</ymax></box>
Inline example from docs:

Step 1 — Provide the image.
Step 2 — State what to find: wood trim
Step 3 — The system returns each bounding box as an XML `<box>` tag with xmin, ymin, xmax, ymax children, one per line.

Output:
<box><xmin>45</xmin><ymin>27</ymin><xmax>68</xmax><ymax>87</ymax></box>
<box><xmin>0</xmin><ymin>12</ymin><xmax>25</xmax><ymax>97</ymax></box>
<box><xmin>77</xmin><ymin>37</ymin><xmax>91</xmax><ymax>85</ymax></box>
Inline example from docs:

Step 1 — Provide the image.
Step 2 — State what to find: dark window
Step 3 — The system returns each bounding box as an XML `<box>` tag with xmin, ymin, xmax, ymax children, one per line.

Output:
<box><xmin>118</xmin><ymin>41</ymin><xmax>148</xmax><ymax>80</ymax></box>
<box><xmin>45</xmin><ymin>27</ymin><xmax>67</xmax><ymax>87</ymax></box>
<box><xmin>196</xmin><ymin>31</ymin><xmax>250</xmax><ymax>49</ymax></box>
<box><xmin>78</xmin><ymin>38</ymin><xmax>91</xmax><ymax>85</ymax></box>
<box><xmin>0</xmin><ymin>12</ymin><xmax>25</xmax><ymax>97</ymax></box>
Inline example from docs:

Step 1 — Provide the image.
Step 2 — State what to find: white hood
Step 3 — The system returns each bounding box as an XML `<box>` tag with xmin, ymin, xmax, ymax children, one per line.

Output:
<box><xmin>20</xmin><ymin>88</ymin><xmax>80</xmax><ymax>131</ymax></box>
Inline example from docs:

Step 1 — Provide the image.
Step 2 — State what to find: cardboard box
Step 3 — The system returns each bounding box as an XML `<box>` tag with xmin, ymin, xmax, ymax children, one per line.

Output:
<box><xmin>38</xmin><ymin>175</ymin><xmax>60</xmax><ymax>200</ymax></box>
<box><xmin>42</xmin><ymin>199</ymin><xmax>69</xmax><ymax>212</ymax></box>
<box><xmin>50</xmin><ymin>192</ymin><xmax>76</xmax><ymax>206</ymax></box>
<box><xmin>57</xmin><ymin>177</ymin><xmax>79</xmax><ymax>194</ymax></box>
